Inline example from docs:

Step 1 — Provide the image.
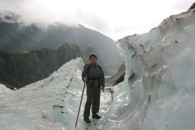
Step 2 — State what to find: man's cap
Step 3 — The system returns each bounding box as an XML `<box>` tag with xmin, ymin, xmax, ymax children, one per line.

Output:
<box><xmin>89</xmin><ymin>53</ymin><xmax>97</xmax><ymax>59</ymax></box>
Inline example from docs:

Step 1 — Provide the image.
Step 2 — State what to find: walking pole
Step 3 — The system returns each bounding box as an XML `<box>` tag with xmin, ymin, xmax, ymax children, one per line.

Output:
<box><xmin>75</xmin><ymin>82</ymin><xmax>86</xmax><ymax>128</ymax></box>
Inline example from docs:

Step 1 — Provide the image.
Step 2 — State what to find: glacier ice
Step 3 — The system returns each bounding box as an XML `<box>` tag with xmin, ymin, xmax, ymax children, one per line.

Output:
<box><xmin>0</xmin><ymin>58</ymin><xmax>113</xmax><ymax>130</ymax></box>
<box><xmin>0</xmin><ymin>58</ymin><xmax>85</xmax><ymax>130</ymax></box>
<box><xmin>114</xmin><ymin>8</ymin><xmax>195</xmax><ymax>130</ymax></box>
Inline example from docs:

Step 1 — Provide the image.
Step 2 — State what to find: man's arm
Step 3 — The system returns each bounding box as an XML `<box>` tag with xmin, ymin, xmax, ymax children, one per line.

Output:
<box><xmin>82</xmin><ymin>64</ymin><xmax>88</xmax><ymax>82</ymax></box>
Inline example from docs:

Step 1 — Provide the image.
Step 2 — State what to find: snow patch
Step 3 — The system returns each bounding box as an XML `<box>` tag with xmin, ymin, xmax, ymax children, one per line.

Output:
<box><xmin>0</xmin><ymin>84</ymin><xmax>13</xmax><ymax>96</ymax></box>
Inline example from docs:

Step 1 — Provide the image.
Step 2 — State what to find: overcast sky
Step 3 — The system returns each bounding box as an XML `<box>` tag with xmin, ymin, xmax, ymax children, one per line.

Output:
<box><xmin>0</xmin><ymin>0</ymin><xmax>194</xmax><ymax>40</ymax></box>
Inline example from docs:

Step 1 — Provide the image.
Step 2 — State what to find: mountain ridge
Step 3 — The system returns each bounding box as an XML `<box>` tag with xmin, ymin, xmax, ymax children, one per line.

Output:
<box><xmin>0</xmin><ymin>43</ymin><xmax>85</xmax><ymax>89</ymax></box>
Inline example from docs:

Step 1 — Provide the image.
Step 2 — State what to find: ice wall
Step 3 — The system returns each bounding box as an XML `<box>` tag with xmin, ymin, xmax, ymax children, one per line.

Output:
<box><xmin>115</xmin><ymin>9</ymin><xmax>195</xmax><ymax>130</ymax></box>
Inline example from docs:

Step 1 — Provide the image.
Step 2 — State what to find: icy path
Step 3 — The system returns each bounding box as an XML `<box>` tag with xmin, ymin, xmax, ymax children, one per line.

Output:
<box><xmin>0</xmin><ymin>58</ymin><xmax>115</xmax><ymax>130</ymax></box>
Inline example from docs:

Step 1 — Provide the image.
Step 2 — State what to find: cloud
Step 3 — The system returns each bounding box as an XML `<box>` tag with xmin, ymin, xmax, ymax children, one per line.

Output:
<box><xmin>0</xmin><ymin>0</ymin><xmax>193</xmax><ymax>40</ymax></box>
<box><xmin>170</xmin><ymin>0</ymin><xmax>194</xmax><ymax>10</ymax></box>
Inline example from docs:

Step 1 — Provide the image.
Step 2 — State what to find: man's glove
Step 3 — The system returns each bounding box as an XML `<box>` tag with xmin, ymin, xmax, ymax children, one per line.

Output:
<box><xmin>83</xmin><ymin>75</ymin><xmax>88</xmax><ymax>82</ymax></box>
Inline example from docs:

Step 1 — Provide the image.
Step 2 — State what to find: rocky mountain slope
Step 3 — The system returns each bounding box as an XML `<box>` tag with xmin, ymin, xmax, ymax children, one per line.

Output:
<box><xmin>0</xmin><ymin>43</ymin><xmax>84</xmax><ymax>89</ymax></box>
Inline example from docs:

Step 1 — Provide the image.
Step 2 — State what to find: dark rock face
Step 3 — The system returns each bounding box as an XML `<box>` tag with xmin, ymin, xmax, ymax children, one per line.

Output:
<box><xmin>0</xmin><ymin>43</ymin><xmax>84</xmax><ymax>89</ymax></box>
<box><xmin>189</xmin><ymin>3</ymin><xmax>195</xmax><ymax>10</ymax></box>
<box><xmin>106</xmin><ymin>63</ymin><xmax>126</xmax><ymax>86</ymax></box>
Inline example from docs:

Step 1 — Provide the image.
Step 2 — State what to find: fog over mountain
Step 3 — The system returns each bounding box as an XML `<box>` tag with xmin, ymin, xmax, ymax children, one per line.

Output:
<box><xmin>0</xmin><ymin>12</ymin><xmax>123</xmax><ymax>75</ymax></box>
<box><xmin>0</xmin><ymin>0</ymin><xmax>194</xmax><ymax>40</ymax></box>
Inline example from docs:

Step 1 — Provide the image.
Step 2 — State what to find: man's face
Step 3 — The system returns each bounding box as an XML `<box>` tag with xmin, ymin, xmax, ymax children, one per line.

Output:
<box><xmin>90</xmin><ymin>56</ymin><xmax>97</xmax><ymax>64</ymax></box>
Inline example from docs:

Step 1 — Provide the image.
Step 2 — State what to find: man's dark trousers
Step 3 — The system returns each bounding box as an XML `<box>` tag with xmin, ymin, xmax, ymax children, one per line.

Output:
<box><xmin>84</xmin><ymin>86</ymin><xmax>100</xmax><ymax>118</ymax></box>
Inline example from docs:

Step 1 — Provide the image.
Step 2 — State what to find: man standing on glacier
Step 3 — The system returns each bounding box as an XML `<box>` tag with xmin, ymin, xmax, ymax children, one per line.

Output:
<box><xmin>82</xmin><ymin>53</ymin><xmax>105</xmax><ymax>123</ymax></box>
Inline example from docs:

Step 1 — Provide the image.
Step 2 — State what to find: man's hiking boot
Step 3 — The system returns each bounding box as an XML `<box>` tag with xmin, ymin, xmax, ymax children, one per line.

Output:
<box><xmin>92</xmin><ymin>113</ymin><xmax>101</xmax><ymax>119</ymax></box>
<box><xmin>84</xmin><ymin>117</ymin><xmax>91</xmax><ymax>123</ymax></box>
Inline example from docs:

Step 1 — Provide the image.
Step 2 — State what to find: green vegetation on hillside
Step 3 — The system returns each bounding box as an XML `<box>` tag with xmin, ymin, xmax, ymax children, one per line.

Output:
<box><xmin>0</xmin><ymin>43</ymin><xmax>85</xmax><ymax>89</ymax></box>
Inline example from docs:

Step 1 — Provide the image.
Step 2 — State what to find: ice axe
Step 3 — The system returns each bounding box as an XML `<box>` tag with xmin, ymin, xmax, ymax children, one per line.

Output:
<box><xmin>75</xmin><ymin>82</ymin><xmax>86</xmax><ymax>128</ymax></box>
